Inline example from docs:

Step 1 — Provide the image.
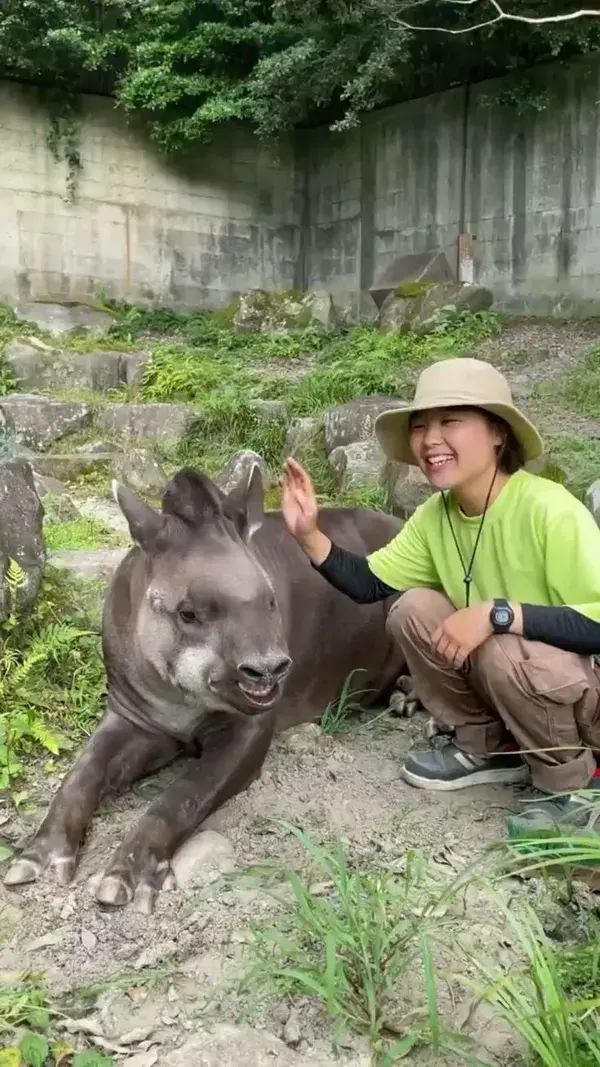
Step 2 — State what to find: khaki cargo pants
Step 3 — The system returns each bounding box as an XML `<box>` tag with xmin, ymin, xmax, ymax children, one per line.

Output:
<box><xmin>387</xmin><ymin>588</ymin><xmax>600</xmax><ymax>792</ymax></box>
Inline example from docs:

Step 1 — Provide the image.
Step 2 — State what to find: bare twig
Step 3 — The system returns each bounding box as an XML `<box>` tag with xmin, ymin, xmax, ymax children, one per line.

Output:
<box><xmin>392</xmin><ymin>0</ymin><xmax>600</xmax><ymax>35</ymax></box>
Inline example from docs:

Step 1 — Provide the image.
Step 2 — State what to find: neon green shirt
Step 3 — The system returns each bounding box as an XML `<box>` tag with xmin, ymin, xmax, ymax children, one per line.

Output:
<box><xmin>367</xmin><ymin>469</ymin><xmax>600</xmax><ymax>623</ymax></box>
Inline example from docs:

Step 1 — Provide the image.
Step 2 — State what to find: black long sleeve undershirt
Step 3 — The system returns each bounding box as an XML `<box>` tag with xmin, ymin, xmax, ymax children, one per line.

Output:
<box><xmin>313</xmin><ymin>542</ymin><xmax>600</xmax><ymax>657</ymax></box>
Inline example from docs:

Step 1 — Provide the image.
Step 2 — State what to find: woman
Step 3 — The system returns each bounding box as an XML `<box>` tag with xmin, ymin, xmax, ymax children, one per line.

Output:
<box><xmin>281</xmin><ymin>356</ymin><xmax>600</xmax><ymax>840</ymax></box>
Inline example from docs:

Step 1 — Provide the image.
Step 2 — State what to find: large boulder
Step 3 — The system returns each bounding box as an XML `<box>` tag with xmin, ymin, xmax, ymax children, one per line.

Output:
<box><xmin>233</xmin><ymin>289</ymin><xmax>337</xmax><ymax>333</ymax></box>
<box><xmin>110</xmin><ymin>450</ymin><xmax>167</xmax><ymax>496</ymax></box>
<box><xmin>215</xmin><ymin>450</ymin><xmax>270</xmax><ymax>495</ymax></box>
<box><xmin>13</xmin><ymin>301</ymin><xmax>115</xmax><ymax>338</ymax></box>
<box><xmin>0</xmin><ymin>395</ymin><xmax>93</xmax><ymax>449</ymax></box>
<box><xmin>97</xmin><ymin>403</ymin><xmax>193</xmax><ymax>441</ymax></box>
<box><xmin>0</xmin><ymin>458</ymin><xmax>45</xmax><ymax>620</ymax></box>
<box><xmin>6</xmin><ymin>344</ymin><xmax>123</xmax><ymax>394</ymax></box>
<box><xmin>248</xmin><ymin>398</ymin><xmax>287</xmax><ymax>423</ymax></box>
<box><xmin>586</xmin><ymin>479</ymin><xmax>600</xmax><ymax>525</ymax></box>
<box><xmin>379</xmin><ymin>282</ymin><xmax>493</xmax><ymax>335</ymax></box>
<box><xmin>323</xmin><ymin>396</ymin><xmax>404</xmax><ymax>454</ymax></box>
<box><xmin>382</xmin><ymin>460</ymin><xmax>431</xmax><ymax>519</ymax></box>
<box><xmin>284</xmin><ymin>417</ymin><xmax>322</xmax><ymax>457</ymax></box>
<box><xmin>329</xmin><ymin>440</ymin><xmax>386</xmax><ymax>491</ymax></box>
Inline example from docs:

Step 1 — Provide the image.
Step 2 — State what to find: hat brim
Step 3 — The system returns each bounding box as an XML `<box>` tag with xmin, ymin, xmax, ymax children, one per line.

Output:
<box><xmin>375</xmin><ymin>400</ymin><xmax>544</xmax><ymax>466</ymax></box>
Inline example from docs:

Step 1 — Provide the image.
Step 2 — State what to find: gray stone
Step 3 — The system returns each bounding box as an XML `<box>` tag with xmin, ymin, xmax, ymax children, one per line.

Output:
<box><xmin>370</xmin><ymin>249</ymin><xmax>455</xmax><ymax>309</ymax></box>
<box><xmin>0</xmin><ymin>458</ymin><xmax>45</xmax><ymax>620</ymax></box>
<box><xmin>41</xmin><ymin>491</ymin><xmax>80</xmax><ymax>524</ymax></box>
<box><xmin>383</xmin><ymin>460</ymin><xmax>431</xmax><ymax>519</ymax></box>
<box><xmin>248</xmin><ymin>398</ymin><xmax>286</xmax><ymax>422</ymax></box>
<box><xmin>379</xmin><ymin>281</ymin><xmax>493</xmax><ymax>335</ymax></box>
<box><xmin>323</xmin><ymin>396</ymin><xmax>403</xmax><ymax>454</ymax></box>
<box><xmin>33</xmin><ymin>473</ymin><xmax>70</xmax><ymax>498</ymax></box>
<box><xmin>331</xmin><ymin>290</ymin><xmax>379</xmax><ymax>326</ymax></box>
<box><xmin>121</xmin><ymin>351</ymin><xmax>152</xmax><ymax>391</ymax></box>
<box><xmin>329</xmin><ymin>440</ymin><xmax>386</xmax><ymax>490</ymax></box>
<box><xmin>74</xmin><ymin>440</ymin><xmax>119</xmax><ymax>455</ymax></box>
<box><xmin>49</xmin><ymin>547</ymin><xmax>129</xmax><ymax>580</ymax></box>
<box><xmin>77</xmin><ymin>498</ymin><xmax>131</xmax><ymax>537</ymax></box>
<box><xmin>110</xmin><ymin>450</ymin><xmax>167</xmax><ymax>496</ymax></box>
<box><xmin>13</xmin><ymin>302</ymin><xmax>115</xmax><ymax>338</ymax></box>
<box><xmin>233</xmin><ymin>289</ymin><xmax>337</xmax><ymax>333</ymax></box>
<box><xmin>215</xmin><ymin>450</ymin><xmax>270</xmax><ymax>495</ymax></box>
<box><xmin>284</xmin><ymin>417</ymin><xmax>322</xmax><ymax>456</ymax></box>
<box><xmin>586</xmin><ymin>479</ymin><xmax>600</xmax><ymax>524</ymax></box>
<box><xmin>97</xmin><ymin>403</ymin><xmax>192</xmax><ymax>440</ymax></box>
<box><xmin>162</xmin><ymin>1025</ymin><xmax>370</xmax><ymax>1067</ymax></box>
<box><xmin>31</xmin><ymin>453</ymin><xmax>115</xmax><ymax>481</ymax></box>
<box><xmin>6</xmin><ymin>345</ymin><xmax>122</xmax><ymax>394</ymax></box>
<box><xmin>0</xmin><ymin>395</ymin><xmax>93</xmax><ymax>449</ymax></box>
<box><xmin>171</xmin><ymin>830</ymin><xmax>235</xmax><ymax>890</ymax></box>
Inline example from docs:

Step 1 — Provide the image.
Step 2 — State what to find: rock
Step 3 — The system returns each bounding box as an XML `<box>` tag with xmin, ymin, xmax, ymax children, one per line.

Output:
<box><xmin>33</xmin><ymin>473</ymin><xmax>70</xmax><ymax>498</ymax></box>
<box><xmin>248</xmin><ymin>399</ymin><xmax>286</xmax><ymax>422</ymax></box>
<box><xmin>162</xmin><ymin>1024</ymin><xmax>369</xmax><ymax>1066</ymax></box>
<box><xmin>284</xmin><ymin>417</ymin><xmax>321</xmax><ymax>456</ymax></box>
<box><xmin>215</xmin><ymin>450</ymin><xmax>270</xmax><ymax>495</ymax></box>
<box><xmin>233</xmin><ymin>289</ymin><xmax>337</xmax><ymax>333</ymax></box>
<box><xmin>6</xmin><ymin>345</ymin><xmax>122</xmax><ymax>394</ymax></box>
<box><xmin>171</xmin><ymin>830</ymin><xmax>235</xmax><ymax>890</ymax></box>
<box><xmin>383</xmin><ymin>460</ymin><xmax>431</xmax><ymax>519</ymax></box>
<box><xmin>49</xmin><ymin>547</ymin><xmax>129</xmax><ymax>580</ymax></box>
<box><xmin>110</xmin><ymin>450</ymin><xmax>167</xmax><ymax>496</ymax></box>
<box><xmin>121</xmin><ymin>351</ymin><xmax>152</xmax><ymax>391</ymax></box>
<box><xmin>329</xmin><ymin>440</ymin><xmax>386</xmax><ymax>490</ymax></box>
<box><xmin>0</xmin><ymin>458</ymin><xmax>45</xmax><ymax>620</ymax></box>
<box><xmin>379</xmin><ymin>281</ymin><xmax>493</xmax><ymax>334</ymax></box>
<box><xmin>586</xmin><ymin>479</ymin><xmax>600</xmax><ymax>525</ymax></box>
<box><xmin>122</xmin><ymin>1052</ymin><xmax>158</xmax><ymax>1067</ymax></box>
<box><xmin>77</xmin><ymin>499</ymin><xmax>130</xmax><ymax>537</ymax></box>
<box><xmin>31</xmin><ymin>453</ymin><xmax>115</xmax><ymax>481</ymax></box>
<box><xmin>283</xmin><ymin>1010</ymin><xmax>302</xmax><ymax>1048</ymax></box>
<box><xmin>97</xmin><ymin>403</ymin><xmax>192</xmax><ymax>441</ymax></box>
<box><xmin>370</xmin><ymin>249</ymin><xmax>455</xmax><ymax>309</ymax></box>
<box><xmin>0</xmin><ymin>406</ymin><xmax>32</xmax><ymax>460</ymax></box>
<box><xmin>75</xmin><ymin>440</ymin><xmax>119</xmax><ymax>455</ymax></box>
<box><xmin>41</xmin><ymin>490</ymin><xmax>80</xmax><ymax>523</ymax></box>
<box><xmin>330</xmin><ymin>290</ymin><xmax>379</xmax><ymax>326</ymax></box>
<box><xmin>13</xmin><ymin>301</ymin><xmax>115</xmax><ymax>338</ymax></box>
<box><xmin>0</xmin><ymin>395</ymin><xmax>93</xmax><ymax>449</ymax></box>
<box><xmin>323</xmin><ymin>396</ymin><xmax>403</xmax><ymax>454</ymax></box>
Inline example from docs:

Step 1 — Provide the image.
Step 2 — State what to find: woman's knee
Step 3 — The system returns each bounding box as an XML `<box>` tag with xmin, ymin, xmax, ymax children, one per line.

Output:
<box><xmin>386</xmin><ymin>588</ymin><xmax>454</xmax><ymax>645</ymax></box>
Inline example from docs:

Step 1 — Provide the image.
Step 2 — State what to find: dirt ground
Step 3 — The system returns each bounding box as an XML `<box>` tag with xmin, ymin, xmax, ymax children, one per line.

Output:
<box><xmin>0</xmin><ymin>706</ymin><xmax>545</xmax><ymax>1067</ymax></box>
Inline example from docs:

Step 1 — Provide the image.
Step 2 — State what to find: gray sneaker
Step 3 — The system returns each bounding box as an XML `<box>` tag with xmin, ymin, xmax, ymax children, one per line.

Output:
<box><xmin>401</xmin><ymin>739</ymin><xmax>530</xmax><ymax>791</ymax></box>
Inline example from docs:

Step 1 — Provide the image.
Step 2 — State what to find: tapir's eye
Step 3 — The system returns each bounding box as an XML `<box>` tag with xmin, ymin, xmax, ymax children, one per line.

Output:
<box><xmin>178</xmin><ymin>608</ymin><xmax>197</xmax><ymax>625</ymax></box>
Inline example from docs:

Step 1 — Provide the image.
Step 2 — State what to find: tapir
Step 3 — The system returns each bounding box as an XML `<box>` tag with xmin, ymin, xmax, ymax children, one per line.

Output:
<box><xmin>4</xmin><ymin>463</ymin><xmax>406</xmax><ymax>912</ymax></box>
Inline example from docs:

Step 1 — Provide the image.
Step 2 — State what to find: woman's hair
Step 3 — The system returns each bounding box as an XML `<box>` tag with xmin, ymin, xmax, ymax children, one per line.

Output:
<box><xmin>482</xmin><ymin>411</ymin><xmax>525</xmax><ymax>474</ymax></box>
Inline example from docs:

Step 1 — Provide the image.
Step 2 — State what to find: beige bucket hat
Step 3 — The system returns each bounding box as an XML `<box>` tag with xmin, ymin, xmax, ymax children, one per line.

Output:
<box><xmin>375</xmin><ymin>357</ymin><xmax>544</xmax><ymax>465</ymax></box>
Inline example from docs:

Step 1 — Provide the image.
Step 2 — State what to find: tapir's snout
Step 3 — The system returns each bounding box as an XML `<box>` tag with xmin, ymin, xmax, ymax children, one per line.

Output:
<box><xmin>234</xmin><ymin>651</ymin><xmax>293</xmax><ymax>709</ymax></box>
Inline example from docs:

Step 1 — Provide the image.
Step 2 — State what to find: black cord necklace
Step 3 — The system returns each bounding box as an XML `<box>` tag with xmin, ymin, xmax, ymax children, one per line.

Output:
<box><xmin>441</xmin><ymin>465</ymin><xmax>499</xmax><ymax>609</ymax></box>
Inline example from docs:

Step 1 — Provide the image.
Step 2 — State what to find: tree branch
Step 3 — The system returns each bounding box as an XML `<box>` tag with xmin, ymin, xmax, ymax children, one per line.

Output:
<box><xmin>392</xmin><ymin>0</ymin><xmax>600</xmax><ymax>35</ymax></box>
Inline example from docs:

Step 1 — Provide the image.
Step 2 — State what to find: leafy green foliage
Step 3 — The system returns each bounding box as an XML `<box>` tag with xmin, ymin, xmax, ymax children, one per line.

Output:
<box><xmin>0</xmin><ymin>560</ymin><xmax>106</xmax><ymax>789</ymax></box>
<box><xmin>2</xmin><ymin>1</ymin><xmax>600</xmax><ymax>150</ymax></box>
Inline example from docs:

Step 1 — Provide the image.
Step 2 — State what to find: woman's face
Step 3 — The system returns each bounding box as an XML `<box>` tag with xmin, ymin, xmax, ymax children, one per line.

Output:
<box><xmin>409</xmin><ymin>406</ymin><xmax>504</xmax><ymax>492</ymax></box>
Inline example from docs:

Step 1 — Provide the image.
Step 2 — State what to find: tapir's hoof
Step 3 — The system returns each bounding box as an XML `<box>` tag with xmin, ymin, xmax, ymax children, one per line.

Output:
<box><xmin>4</xmin><ymin>858</ymin><xmax>40</xmax><ymax>886</ymax></box>
<box><xmin>95</xmin><ymin>874</ymin><xmax>133</xmax><ymax>907</ymax></box>
<box><xmin>388</xmin><ymin>689</ymin><xmax>421</xmax><ymax>719</ymax></box>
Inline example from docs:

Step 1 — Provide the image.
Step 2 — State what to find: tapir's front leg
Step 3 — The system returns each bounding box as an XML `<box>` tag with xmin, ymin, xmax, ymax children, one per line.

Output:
<box><xmin>95</xmin><ymin>713</ymin><xmax>274</xmax><ymax>913</ymax></box>
<box><xmin>4</xmin><ymin>708</ymin><xmax>179</xmax><ymax>888</ymax></box>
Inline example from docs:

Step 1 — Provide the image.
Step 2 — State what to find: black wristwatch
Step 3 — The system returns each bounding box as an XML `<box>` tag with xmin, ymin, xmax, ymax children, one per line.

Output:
<box><xmin>490</xmin><ymin>597</ymin><xmax>514</xmax><ymax>634</ymax></box>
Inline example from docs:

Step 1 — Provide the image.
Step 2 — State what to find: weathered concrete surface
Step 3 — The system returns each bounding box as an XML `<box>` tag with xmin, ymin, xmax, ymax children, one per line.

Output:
<box><xmin>0</xmin><ymin>82</ymin><xmax>301</xmax><ymax>310</ymax></box>
<box><xmin>3</xmin><ymin>54</ymin><xmax>600</xmax><ymax>313</ymax></box>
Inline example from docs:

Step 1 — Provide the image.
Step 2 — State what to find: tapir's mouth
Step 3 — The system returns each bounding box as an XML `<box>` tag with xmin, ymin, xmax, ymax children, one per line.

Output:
<box><xmin>237</xmin><ymin>679</ymin><xmax>281</xmax><ymax>707</ymax></box>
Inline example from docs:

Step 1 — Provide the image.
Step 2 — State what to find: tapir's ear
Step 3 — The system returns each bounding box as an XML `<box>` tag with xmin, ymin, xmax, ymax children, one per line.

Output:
<box><xmin>112</xmin><ymin>481</ymin><xmax>165</xmax><ymax>550</ymax></box>
<box><xmin>224</xmin><ymin>462</ymin><xmax>265</xmax><ymax>541</ymax></box>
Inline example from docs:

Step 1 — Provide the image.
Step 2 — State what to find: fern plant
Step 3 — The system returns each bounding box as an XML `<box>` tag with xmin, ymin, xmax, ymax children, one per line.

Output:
<box><xmin>0</xmin><ymin>559</ymin><xmax>104</xmax><ymax>790</ymax></box>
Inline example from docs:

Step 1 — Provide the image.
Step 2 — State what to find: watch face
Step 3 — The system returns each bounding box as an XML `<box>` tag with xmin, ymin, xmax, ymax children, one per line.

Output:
<box><xmin>494</xmin><ymin>608</ymin><xmax>511</xmax><ymax>626</ymax></box>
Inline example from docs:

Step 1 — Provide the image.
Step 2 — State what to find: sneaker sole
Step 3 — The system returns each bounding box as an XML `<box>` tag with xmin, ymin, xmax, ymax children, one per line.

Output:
<box><xmin>401</xmin><ymin>764</ymin><xmax>530</xmax><ymax>791</ymax></box>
